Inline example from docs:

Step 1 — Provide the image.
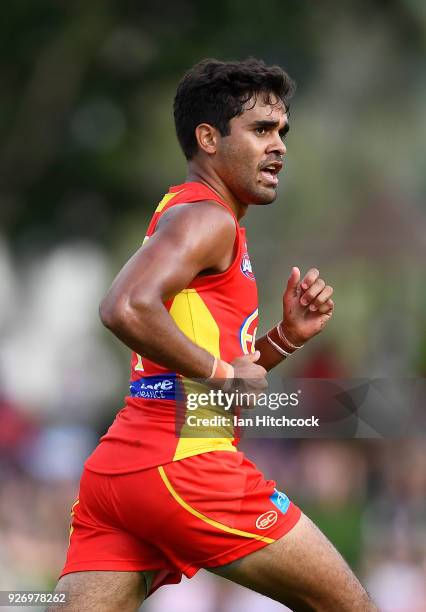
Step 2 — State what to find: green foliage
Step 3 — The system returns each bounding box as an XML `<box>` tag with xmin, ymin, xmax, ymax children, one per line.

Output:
<box><xmin>1</xmin><ymin>1</ymin><xmax>424</xmax><ymax>249</ymax></box>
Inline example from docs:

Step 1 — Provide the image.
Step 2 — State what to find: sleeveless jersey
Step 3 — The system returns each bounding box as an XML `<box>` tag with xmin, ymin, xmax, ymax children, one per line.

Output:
<box><xmin>85</xmin><ymin>182</ymin><xmax>259</xmax><ymax>474</ymax></box>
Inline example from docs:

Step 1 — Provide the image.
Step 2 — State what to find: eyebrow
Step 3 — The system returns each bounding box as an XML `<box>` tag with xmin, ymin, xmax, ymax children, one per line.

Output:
<box><xmin>249</xmin><ymin>119</ymin><xmax>290</xmax><ymax>135</ymax></box>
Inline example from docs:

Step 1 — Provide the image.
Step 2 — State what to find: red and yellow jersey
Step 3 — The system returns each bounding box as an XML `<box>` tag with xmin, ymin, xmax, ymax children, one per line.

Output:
<box><xmin>85</xmin><ymin>182</ymin><xmax>258</xmax><ymax>474</ymax></box>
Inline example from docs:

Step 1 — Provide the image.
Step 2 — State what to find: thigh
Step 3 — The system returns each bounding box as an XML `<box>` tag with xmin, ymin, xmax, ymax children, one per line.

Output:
<box><xmin>209</xmin><ymin>513</ymin><xmax>377</xmax><ymax>612</ymax></box>
<box><xmin>46</xmin><ymin>570</ymin><xmax>146</xmax><ymax>612</ymax></box>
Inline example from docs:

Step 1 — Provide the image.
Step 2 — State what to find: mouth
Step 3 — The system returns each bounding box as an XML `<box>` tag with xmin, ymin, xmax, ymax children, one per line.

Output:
<box><xmin>259</xmin><ymin>161</ymin><xmax>283</xmax><ymax>187</ymax></box>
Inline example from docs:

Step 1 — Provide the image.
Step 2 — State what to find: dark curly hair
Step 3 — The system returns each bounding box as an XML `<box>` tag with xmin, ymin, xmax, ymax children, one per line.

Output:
<box><xmin>173</xmin><ymin>58</ymin><xmax>295</xmax><ymax>160</ymax></box>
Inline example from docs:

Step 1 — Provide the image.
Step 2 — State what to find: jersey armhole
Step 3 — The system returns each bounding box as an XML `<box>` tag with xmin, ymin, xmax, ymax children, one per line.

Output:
<box><xmin>187</xmin><ymin>201</ymin><xmax>243</xmax><ymax>290</ymax></box>
<box><xmin>150</xmin><ymin>197</ymin><xmax>242</xmax><ymax>290</ymax></box>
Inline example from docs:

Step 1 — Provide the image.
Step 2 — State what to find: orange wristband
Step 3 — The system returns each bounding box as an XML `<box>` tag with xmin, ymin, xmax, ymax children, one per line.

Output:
<box><xmin>208</xmin><ymin>357</ymin><xmax>234</xmax><ymax>380</ymax></box>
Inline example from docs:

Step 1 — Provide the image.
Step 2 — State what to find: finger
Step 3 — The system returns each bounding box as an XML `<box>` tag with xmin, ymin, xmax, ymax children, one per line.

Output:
<box><xmin>300</xmin><ymin>268</ymin><xmax>319</xmax><ymax>291</ymax></box>
<box><xmin>244</xmin><ymin>350</ymin><xmax>260</xmax><ymax>362</ymax></box>
<box><xmin>308</xmin><ymin>285</ymin><xmax>334</xmax><ymax>311</ymax></box>
<box><xmin>317</xmin><ymin>299</ymin><xmax>334</xmax><ymax>314</ymax></box>
<box><xmin>245</xmin><ymin>379</ymin><xmax>268</xmax><ymax>391</ymax></box>
<box><xmin>241</xmin><ymin>364</ymin><xmax>267</xmax><ymax>377</ymax></box>
<box><xmin>237</xmin><ymin>379</ymin><xmax>267</xmax><ymax>398</ymax></box>
<box><xmin>300</xmin><ymin>278</ymin><xmax>325</xmax><ymax>306</ymax></box>
<box><xmin>284</xmin><ymin>266</ymin><xmax>300</xmax><ymax>298</ymax></box>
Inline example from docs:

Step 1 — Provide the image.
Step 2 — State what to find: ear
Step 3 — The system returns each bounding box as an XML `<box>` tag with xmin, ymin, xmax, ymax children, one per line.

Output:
<box><xmin>194</xmin><ymin>123</ymin><xmax>218</xmax><ymax>155</ymax></box>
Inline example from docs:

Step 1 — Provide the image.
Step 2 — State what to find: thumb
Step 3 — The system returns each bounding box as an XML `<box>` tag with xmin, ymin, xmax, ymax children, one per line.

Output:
<box><xmin>245</xmin><ymin>350</ymin><xmax>260</xmax><ymax>362</ymax></box>
<box><xmin>285</xmin><ymin>266</ymin><xmax>300</xmax><ymax>297</ymax></box>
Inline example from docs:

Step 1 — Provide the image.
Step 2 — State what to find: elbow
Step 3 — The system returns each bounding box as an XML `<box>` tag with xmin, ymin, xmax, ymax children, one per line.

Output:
<box><xmin>99</xmin><ymin>291</ymin><xmax>156</xmax><ymax>334</ymax></box>
<box><xmin>99</xmin><ymin>295</ymin><xmax>123</xmax><ymax>332</ymax></box>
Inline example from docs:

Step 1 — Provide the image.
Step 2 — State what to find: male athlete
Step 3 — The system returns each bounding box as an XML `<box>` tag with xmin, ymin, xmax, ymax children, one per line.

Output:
<box><xmin>50</xmin><ymin>59</ymin><xmax>376</xmax><ymax>611</ymax></box>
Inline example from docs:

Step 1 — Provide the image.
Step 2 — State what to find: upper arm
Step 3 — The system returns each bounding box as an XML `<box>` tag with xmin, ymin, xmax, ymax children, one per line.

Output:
<box><xmin>103</xmin><ymin>200</ymin><xmax>236</xmax><ymax>312</ymax></box>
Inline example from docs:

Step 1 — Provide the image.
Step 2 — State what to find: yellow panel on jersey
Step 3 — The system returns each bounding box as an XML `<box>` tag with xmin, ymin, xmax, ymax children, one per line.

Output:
<box><xmin>169</xmin><ymin>289</ymin><xmax>236</xmax><ymax>461</ymax></box>
<box><xmin>173</xmin><ymin>389</ymin><xmax>236</xmax><ymax>461</ymax></box>
<box><xmin>169</xmin><ymin>289</ymin><xmax>220</xmax><ymax>356</ymax></box>
<box><xmin>155</xmin><ymin>191</ymin><xmax>183</xmax><ymax>214</ymax></box>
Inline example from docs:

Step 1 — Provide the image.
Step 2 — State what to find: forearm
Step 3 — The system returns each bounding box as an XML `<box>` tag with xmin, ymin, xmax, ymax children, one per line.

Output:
<box><xmin>102</xmin><ymin>299</ymin><xmax>215</xmax><ymax>379</ymax></box>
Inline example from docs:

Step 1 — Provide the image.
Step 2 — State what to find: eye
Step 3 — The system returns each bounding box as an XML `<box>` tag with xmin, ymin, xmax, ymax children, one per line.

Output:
<box><xmin>280</xmin><ymin>126</ymin><xmax>290</xmax><ymax>141</ymax></box>
<box><xmin>255</xmin><ymin>127</ymin><xmax>266</xmax><ymax>135</ymax></box>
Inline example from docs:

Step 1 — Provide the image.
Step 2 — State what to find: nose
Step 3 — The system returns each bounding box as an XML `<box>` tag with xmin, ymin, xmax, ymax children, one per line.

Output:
<box><xmin>268</xmin><ymin>133</ymin><xmax>286</xmax><ymax>157</ymax></box>
<box><xmin>279</xmin><ymin>141</ymin><xmax>287</xmax><ymax>156</ymax></box>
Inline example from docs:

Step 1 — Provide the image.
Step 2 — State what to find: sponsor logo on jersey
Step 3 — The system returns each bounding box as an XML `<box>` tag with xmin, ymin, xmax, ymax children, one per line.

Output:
<box><xmin>240</xmin><ymin>249</ymin><xmax>255</xmax><ymax>281</ymax></box>
<box><xmin>240</xmin><ymin>308</ymin><xmax>258</xmax><ymax>354</ymax></box>
<box><xmin>269</xmin><ymin>489</ymin><xmax>290</xmax><ymax>514</ymax></box>
<box><xmin>256</xmin><ymin>510</ymin><xmax>278</xmax><ymax>530</ymax></box>
<box><xmin>130</xmin><ymin>374</ymin><xmax>178</xmax><ymax>400</ymax></box>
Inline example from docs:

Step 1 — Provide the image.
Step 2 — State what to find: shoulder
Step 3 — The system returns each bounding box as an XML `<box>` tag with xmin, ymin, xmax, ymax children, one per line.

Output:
<box><xmin>156</xmin><ymin>199</ymin><xmax>236</xmax><ymax>243</ymax></box>
<box><xmin>148</xmin><ymin>199</ymin><xmax>237</xmax><ymax>270</ymax></box>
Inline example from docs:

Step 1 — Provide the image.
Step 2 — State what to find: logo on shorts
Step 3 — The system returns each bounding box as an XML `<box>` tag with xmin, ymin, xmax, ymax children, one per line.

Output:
<box><xmin>256</xmin><ymin>510</ymin><xmax>278</xmax><ymax>530</ymax></box>
<box><xmin>269</xmin><ymin>489</ymin><xmax>290</xmax><ymax>514</ymax></box>
<box><xmin>240</xmin><ymin>249</ymin><xmax>255</xmax><ymax>281</ymax></box>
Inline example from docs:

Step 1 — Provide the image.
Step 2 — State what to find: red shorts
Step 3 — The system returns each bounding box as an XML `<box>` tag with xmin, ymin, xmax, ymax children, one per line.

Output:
<box><xmin>61</xmin><ymin>450</ymin><xmax>301</xmax><ymax>595</ymax></box>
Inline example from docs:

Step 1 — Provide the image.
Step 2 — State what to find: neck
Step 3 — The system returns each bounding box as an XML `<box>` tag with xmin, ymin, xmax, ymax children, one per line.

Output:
<box><xmin>186</xmin><ymin>162</ymin><xmax>248</xmax><ymax>220</ymax></box>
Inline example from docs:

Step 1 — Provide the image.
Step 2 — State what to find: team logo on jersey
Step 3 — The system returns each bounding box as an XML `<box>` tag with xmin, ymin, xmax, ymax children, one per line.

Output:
<box><xmin>240</xmin><ymin>308</ymin><xmax>258</xmax><ymax>354</ymax></box>
<box><xmin>256</xmin><ymin>510</ymin><xmax>278</xmax><ymax>530</ymax></box>
<box><xmin>240</xmin><ymin>249</ymin><xmax>255</xmax><ymax>281</ymax></box>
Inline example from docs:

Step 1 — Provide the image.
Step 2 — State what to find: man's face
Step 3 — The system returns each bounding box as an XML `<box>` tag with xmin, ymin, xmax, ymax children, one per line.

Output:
<box><xmin>214</xmin><ymin>93</ymin><xmax>289</xmax><ymax>205</ymax></box>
